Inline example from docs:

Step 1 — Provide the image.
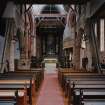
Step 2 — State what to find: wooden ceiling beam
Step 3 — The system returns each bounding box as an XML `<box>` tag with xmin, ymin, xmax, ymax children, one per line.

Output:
<box><xmin>34</xmin><ymin>14</ymin><xmax>66</xmax><ymax>18</ymax></box>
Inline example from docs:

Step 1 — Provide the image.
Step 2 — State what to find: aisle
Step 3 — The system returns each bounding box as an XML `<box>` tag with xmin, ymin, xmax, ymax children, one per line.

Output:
<box><xmin>36</xmin><ymin>73</ymin><xmax>64</xmax><ymax>105</ymax></box>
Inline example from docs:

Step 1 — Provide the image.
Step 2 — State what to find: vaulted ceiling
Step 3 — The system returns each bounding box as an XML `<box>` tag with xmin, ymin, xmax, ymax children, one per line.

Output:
<box><xmin>1</xmin><ymin>0</ymin><xmax>89</xmax><ymax>4</ymax></box>
<box><xmin>35</xmin><ymin>5</ymin><xmax>66</xmax><ymax>28</ymax></box>
<box><xmin>0</xmin><ymin>0</ymin><xmax>7</xmax><ymax>17</ymax></box>
<box><xmin>0</xmin><ymin>0</ymin><xmax>89</xmax><ymax>17</ymax></box>
<box><xmin>14</xmin><ymin>0</ymin><xmax>89</xmax><ymax>4</ymax></box>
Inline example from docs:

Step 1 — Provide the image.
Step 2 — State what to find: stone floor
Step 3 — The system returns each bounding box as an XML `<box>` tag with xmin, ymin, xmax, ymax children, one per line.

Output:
<box><xmin>36</xmin><ymin>73</ymin><xmax>64</xmax><ymax>105</ymax></box>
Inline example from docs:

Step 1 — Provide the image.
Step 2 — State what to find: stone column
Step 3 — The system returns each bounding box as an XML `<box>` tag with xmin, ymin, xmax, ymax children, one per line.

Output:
<box><xmin>9</xmin><ymin>39</ymin><xmax>15</xmax><ymax>71</ymax></box>
<box><xmin>25</xmin><ymin>30</ymin><xmax>29</xmax><ymax>59</ymax></box>
<box><xmin>32</xmin><ymin>19</ymin><xmax>37</xmax><ymax>57</ymax></box>
<box><xmin>32</xmin><ymin>36</ymin><xmax>36</xmax><ymax>56</ymax></box>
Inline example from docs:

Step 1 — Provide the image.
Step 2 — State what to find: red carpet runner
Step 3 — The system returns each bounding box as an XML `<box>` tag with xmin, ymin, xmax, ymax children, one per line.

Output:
<box><xmin>36</xmin><ymin>73</ymin><xmax>64</xmax><ymax>105</ymax></box>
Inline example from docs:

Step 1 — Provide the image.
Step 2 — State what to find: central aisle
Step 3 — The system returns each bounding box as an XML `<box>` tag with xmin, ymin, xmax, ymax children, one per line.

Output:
<box><xmin>36</xmin><ymin>73</ymin><xmax>64</xmax><ymax>105</ymax></box>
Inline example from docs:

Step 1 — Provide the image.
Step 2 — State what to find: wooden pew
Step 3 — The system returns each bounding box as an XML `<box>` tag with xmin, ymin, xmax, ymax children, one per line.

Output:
<box><xmin>81</xmin><ymin>98</ymin><xmax>105</xmax><ymax>105</ymax></box>
<box><xmin>58</xmin><ymin>68</ymin><xmax>105</xmax><ymax>105</ymax></box>
<box><xmin>16</xmin><ymin>68</ymin><xmax>44</xmax><ymax>90</ymax></box>
<box><xmin>65</xmin><ymin>79</ymin><xmax>105</xmax><ymax>97</ymax></box>
<box><xmin>0</xmin><ymin>90</ymin><xmax>17</xmax><ymax>105</ymax></box>
<box><xmin>0</xmin><ymin>100</ymin><xmax>16</xmax><ymax>105</ymax></box>
<box><xmin>0</xmin><ymin>74</ymin><xmax>35</xmax><ymax>105</ymax></box>
<box><xmin>58</xmin><ymin>68</ymin><xmax>94</xmax><ymax>77</ymax></box>
<box><xmin>0</xmin><ymin>90</ymin><xmax>27</xmax><ymax>105</ymax></box>
<box><xmin>17</xmin><ymin>68</ymin><xmax>44</xmax><ymax>81</ymax></box>
<box><xmin>8</xmin><ymin>71</ymin><xmax>42</xmax><ymax>91</ymax></box>
<box><xmin>0</xmin><ymin>68</ymin><xmax>44</xmax><ymax>105</ymax></box>
<box><xmin>62</xmin><ymin>74</ymin><xmax>105</xmax><ymax>96</ymax></box>
<box><xmin>67</xmin><ymin>80</ymin><xmax>105</xmax><ymax>104</ymax></box>
<box><xmin>71</xmin><ymin>85</ymin><xmax>105</xmax><ymax>105</ymax></box>
<box><xmin>62</xmin><ymin>75</ymin><xmax>105</xmax><ymax>105</ymax></box>
<box><xmin>30</xmin><ymin>68</ymin><xmax>44</xmax><ymax>81</ymax></box>
<box><xmin>61</xmin><ymin>73</ymin><xmax>105</xmax><ymax>91</ymax></box>
<box><xmin>58</xmin><ymin>69</ymin><xmax>95</xmax><ymax>85</ymax></box>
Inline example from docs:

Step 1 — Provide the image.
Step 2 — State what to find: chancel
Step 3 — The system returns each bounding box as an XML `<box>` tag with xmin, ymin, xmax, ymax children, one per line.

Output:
<box><xmin>36</xmin><ymin>5</ymin><xmax>65</xmax><ymax>58</ymax></box>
